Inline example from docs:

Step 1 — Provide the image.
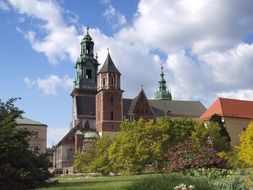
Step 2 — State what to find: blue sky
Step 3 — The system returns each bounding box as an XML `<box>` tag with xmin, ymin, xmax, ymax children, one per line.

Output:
<box><xmin>1</xmin><ymin>0</ymin><xmax>253</xmax><ymax>147</ymax></box>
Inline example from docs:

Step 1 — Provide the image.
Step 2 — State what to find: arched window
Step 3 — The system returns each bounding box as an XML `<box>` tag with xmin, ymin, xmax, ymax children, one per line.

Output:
<box><xmin>84</xmin><ymin>121</ymin><xmax>90</xmax><ymax>129</ymax></box>
<box><xmin>102</xmin><ymin>78</ymin><xmax>106</xmax><ymax>86</ymax></box>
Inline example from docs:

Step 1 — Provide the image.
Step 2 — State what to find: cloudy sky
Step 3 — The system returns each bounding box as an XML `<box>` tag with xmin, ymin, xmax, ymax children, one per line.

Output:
<box><xmin>1</xmin><ymin>0</ymin><xmax>253</xmax><ymax>147</ymax></box>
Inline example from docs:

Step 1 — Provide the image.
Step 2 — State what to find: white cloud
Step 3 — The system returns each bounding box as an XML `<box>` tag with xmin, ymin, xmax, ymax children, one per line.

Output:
<box><xmin>217</xmin><ymin>89</ymin><xmax>253</xmax><ymax>101</ymax></box>
<box><xmin>10</xmin><ymin>0</ymin><xmax>253</xmax><ymax>103</ymax></box>
<box><xmin>37</xmin><ymin>75</ymin><xmax>62</xmax><ymax>95</ymax></box>
<box><xmin>89</xmin><ymin>27</ymin><xmax>159</xmax><ymax>98</ymax></box>
<box><xmin>23</xmin><ymin>77</ymin><xmax>35</xmax><ymax>88</ymax></box>
<box><xmin>118</xmin><ymin>0</ymin><xmax>253</xmax><ymax>54</ymax></box>
<box><xmin>103</xmin><ymin>5</ymin><xmax>126</xmax><ymax>29</ymax></box>
<box><xmin>201</xmin><ymin>43</ymin><xmax>253</xmax><ymax>88</ymax></box>
<box><xmin>24</xmin><ymin>75</ymin><xmax>73</xmax><ymax>95</ymax></box>
<box><xmin>8</xmin><ymin>0</ymin><xmax>80</xmax><ymax>64</ymax></box>
<box><xmin>0</xmin><ymin>0</ymin><xmax>10</xmax><ymax>10</ymax></box>
<box><xmin>47</xmin><ymin>126</ymin><xmax>69</xmax><ymax>147</ymax></box>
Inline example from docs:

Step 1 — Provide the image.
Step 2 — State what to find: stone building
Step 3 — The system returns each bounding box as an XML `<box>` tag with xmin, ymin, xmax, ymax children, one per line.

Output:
<box><xmin>52</xmin><ymin>29</ymin><xmax>206</xmax><ymax>172</ymax></box>
<box><xmin>16</xmin><ymin>117</ymin><xmax>47</xmax><ymax>154</ymax></box>
<box><xmin>199</xmin><ymin>97</ymin><xmax>253</xmax><ymax>146</ymax></box>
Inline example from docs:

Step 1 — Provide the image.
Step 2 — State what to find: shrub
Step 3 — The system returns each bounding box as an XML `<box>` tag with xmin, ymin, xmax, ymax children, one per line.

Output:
<box><xmin>165</xmin><ymin>141</ymin><xmax>226</xmax><ymax>172</ymax></box>
<box><xmin>186</xmin><ymin>168</ymin><xmax>233</xmax><ymax>180</ymax></box>
<box><xmin>126</xmin><ymin>173</ymin><xmax>215</xmax><ymax>190</ymax></box>
<box><xmin>213</xmin><ymin>178</ymin><xmax>249</xmax><ymax>190</ymax></box>
<box><xmin>237</xmin><ymin>122</ymin><xmax>253</xmax><ymax>167</ymax></box>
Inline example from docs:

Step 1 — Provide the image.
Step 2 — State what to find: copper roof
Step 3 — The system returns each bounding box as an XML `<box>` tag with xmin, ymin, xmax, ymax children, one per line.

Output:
<box><xmin>199</xmin><ymin>97</ymin><xmax>253</xmax><ymax>121</ymax></box>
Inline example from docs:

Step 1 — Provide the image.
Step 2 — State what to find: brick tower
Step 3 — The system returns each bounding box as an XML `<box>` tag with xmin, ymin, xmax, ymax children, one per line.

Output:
<box><xmin>96</xmin><ymin>52</ymin><xmax>123</xmax><ymax>136</ymax></box>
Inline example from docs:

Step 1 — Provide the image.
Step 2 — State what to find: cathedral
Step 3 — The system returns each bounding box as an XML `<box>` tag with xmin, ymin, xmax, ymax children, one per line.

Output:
<box><xmin>52</xmin><ymin>29</ymin><xmax>206</xmax><ymax>172</ymax></box>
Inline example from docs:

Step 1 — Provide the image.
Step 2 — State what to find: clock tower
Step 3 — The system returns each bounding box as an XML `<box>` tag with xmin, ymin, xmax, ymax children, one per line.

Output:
<box><xmin>71</xmin><ymin>28</ymin><xmax>99</xmax><ymax>128</ymax></box>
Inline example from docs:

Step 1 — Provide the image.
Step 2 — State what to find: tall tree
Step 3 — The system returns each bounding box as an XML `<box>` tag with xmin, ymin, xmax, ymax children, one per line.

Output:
<box><xmin>237</xmin><ymin>122</ymin><xmax>253</xmax><ymax>166</ymax></box>
<box><xmin>210</xmin><ymin>114</ymin><xmax>231</xmax><ymax>142</ymax></box>
<box><xmin>0</xmin><ymin>98</ymin><xmax>51</xmax><ymax>190</ymax></box>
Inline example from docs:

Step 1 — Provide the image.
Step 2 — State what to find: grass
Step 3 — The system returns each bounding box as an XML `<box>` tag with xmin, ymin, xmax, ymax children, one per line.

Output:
<box><xmin>38</xmin><ymin>169</ymin><xmax>252</xmax><ymax>190</ymax></box>
<box><xmin>37</xmin><ymin>174</ymin><xmax>146</xmax><ymax>190</ymax></box>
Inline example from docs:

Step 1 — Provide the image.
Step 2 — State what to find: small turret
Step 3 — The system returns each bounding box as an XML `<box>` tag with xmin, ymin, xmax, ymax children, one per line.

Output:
<box><xmin>155</xmin><ymin>64</ymin><xmax>172</xmax><ymax>100</ymax></box>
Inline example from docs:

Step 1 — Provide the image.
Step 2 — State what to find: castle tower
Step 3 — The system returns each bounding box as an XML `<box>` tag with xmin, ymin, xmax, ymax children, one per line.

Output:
<box><xmin>96</xmin><ymin>52</ymin><xmax>123</xmax><ymax>136</ymax></box>
<box><xmin>71</xmin><ymin>28</ymin><xmax>99</xmax><ymax>128</ymax></box>
<box><xmin>155</xmin><ymin>64</ymin><xmax>172</xmax><ymax>100</ymax></box>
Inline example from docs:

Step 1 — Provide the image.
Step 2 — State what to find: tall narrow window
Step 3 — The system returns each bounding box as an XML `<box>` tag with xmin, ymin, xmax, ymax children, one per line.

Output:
<box><xmin>111</xmin><ymin>111</ymin><xmax>114</xmax><ymax>120</ymax></box>
<box><xmin>87</xmin><ymin>46</ymin><xmax>90</xmax><ymax>54</ymax></box>
<box><xmin>102</xmin><ymin>78</ymin><xmax>106</xmax><ymax>86</ymax></box>
<box><xmin>86</xmin><ymin>69</ymin><xmax>92</xmax><ymax>79</ymax></box>
<box><xmin>110</xmin><ymin>77</ymin><xmax>114</xmax><ymax>86</ymax></box>
<box><xmin>110</xmin><ymin>95</ymin><xmax>114</xmax><ymax>105</ymax></box>
<box><xmin>84</xmin><ymin>121</ymin><xmax>90</xmax><ymax>129</ymax></box>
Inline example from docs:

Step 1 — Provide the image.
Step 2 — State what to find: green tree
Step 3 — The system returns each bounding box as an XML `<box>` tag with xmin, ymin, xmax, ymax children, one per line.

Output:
<box><xmin>168</xmin><ymin>118</ymin><xmax>195</xmax><ymax>144</ymax></box>
<box><xmin>210</xmin><ymin>114</ymin><xmax>231</xmax><ymax>142</ymax></box>
<box><xmin>237</xmin><ymin>122</ymin><xmax>253</xmax><ymax>166</ymax></box>
<box><xmin>192</xmin><ymin>121</ymin><xmax>231</xmax><ymax>152</ymax></box>
<box><xmin>109</xmin><ymin>118</ymin><xmax>170</xmax><ymax>174</ymax></box>
<box><xmin>191</xmin><ymin>122</ymin><xmax>209</xmax><ymax>147</ymax></box>
<box><xmin>89</xmin><ymin>135</ymin><xmax>112</xmax><ymax>175</ymax></box>
<box><xmin>73</xmin><ymin>142</ymin><xmax>95</xmax><ymax>173</ymax></box>
<box><xmin>0</xmin><ymin>98</ymin><xmax>51</xmax><ymax>190</ymax></box>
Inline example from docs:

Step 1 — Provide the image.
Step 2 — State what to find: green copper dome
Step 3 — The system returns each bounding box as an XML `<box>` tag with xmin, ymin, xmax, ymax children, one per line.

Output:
<box><xmin>155</xmin><ymin>64</ymin><xmax>172</xmax><ymax>100</ymax></box>
<box><xmin>84</xmin><ymin>131</ymin><xmax>99</xmax><ymax>138</ymax></box>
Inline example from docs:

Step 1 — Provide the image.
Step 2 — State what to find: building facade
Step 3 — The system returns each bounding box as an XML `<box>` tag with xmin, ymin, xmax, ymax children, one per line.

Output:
<box><xmin>53</xmin><ymin>30</ymin><xmax>206</xmax><ymax>171</ymax></box>
<box><xmin>16</xmin><ymin>117</ymin><xmax>47</xmax><ymax>154</ymax></box>
<box><xmin>199</xmin><ymin>97</ymin><xmax>253</xmax><ymax>146</ymax></box>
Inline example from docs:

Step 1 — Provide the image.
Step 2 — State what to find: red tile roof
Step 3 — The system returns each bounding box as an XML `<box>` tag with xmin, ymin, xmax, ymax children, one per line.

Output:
<box><xmin>199</xmin><ymin>98</ymin><xmax>253</xmax><ymax>121</ymax></box>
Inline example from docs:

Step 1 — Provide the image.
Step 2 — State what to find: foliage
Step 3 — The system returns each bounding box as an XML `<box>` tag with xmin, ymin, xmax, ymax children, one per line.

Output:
<box><xmin>186</xmin><ymin>168</ymin><xmax>233</xmax><ymax>180</ymax></box>
<box><xmin>213</xmin><ymin>178</ymin><xmax>249</xmax><ymax>190</ymax></box>
<box><xmin>109</xmin><ymin>118</ymin><xmax>170</xmax><ymax>174</ymax></box>
<box><xmin>126</xmin><ymin>173</ymin><xmax>215</xmax><ymax>190</ymax></box>
<box><xmin>168</xmin><ymin>118</ymin><xmax>195</xmax><ymax>144</ymax></box>
<box><xmin>89</xmin><ymin>135</ymin><xmax>112</xmax><ymax>175</ymax></box>
<box><xmin>210</xmin><ymin>114</ymin><xmax>231</xmax><ymax>142</ymax></box>
<box><xmin>73</xmin><ymin>142</ymin><xmax>95</xmax><ymax>173</ymax></box>
<box><xmin>166</xmin><ymin>141</ymin><xmax>225</xmax><ymax>172</ymax></box>
<box><xmin>192</xmin><ymin>121</ymin><xmax>231</xmax><ymax>152</ymax></box>
<box><xmin>237</xmin><ymin>122</ymin><xmax>253</xmax><ymax>166</ymax></box>
<box><xmin>0</xmin><ymin>98</ymin><xmax>52</xmax><ymax>190</ymax></box>
<box><xmin>218</xmin><ymin>150</ymin><xmax>247</xmax><ymax>169</ymax></box>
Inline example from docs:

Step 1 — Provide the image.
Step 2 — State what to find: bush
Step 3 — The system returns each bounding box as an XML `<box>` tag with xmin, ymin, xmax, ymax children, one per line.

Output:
<box><xmin>186</xmin><ymin>168</ymin><xmax>233</xmax><ymax>180</ymax></box>
<box><xmin>126</xmin><ymin>173</ymin><xmax>215</xmax><ymax>190</ymax></box>
<box><xmin>237</xmin><ymin>122</ymin><xmax>253</xmax><ymax>167</ymax></box>
<box><xmin>213</xmin><ymin>178</ymin><xmax>249</xmax><ymax>190</ymax></box>
<box><xmin>165</xmin><ymin>141</ymin><xmax>226</xmax><ymax>172</ymax></box>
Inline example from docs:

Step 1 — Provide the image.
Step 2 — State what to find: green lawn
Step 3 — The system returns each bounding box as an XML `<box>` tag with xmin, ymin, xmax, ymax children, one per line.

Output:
<box><xmin>37</xmin><ymin>175</ymin><xmax>146</xmax><ymax>190</ymax></box>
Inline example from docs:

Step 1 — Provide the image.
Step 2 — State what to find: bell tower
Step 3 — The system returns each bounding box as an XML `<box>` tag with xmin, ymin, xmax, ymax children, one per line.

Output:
<box><xmin>155</xmin><ymin>64</ymin><xmax>172</xmax><ymax>100</ymax></box>
<box><xmin>73</xmin><ymin>28</ymin><xmax>99</xmax><ymax>91</ymax></box>
<box><xmin>96</xmin><ymin>52</ymin><xmax>123</xmax><ymax>136</ymax></box>
<box><xmin>71</xmin><ymin>28</ymin><xmax>99</xmax><ymax>128</ymax></box>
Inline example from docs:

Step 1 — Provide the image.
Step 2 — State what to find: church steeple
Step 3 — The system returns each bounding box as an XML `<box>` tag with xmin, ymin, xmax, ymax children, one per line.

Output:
<box><xmin>73</xmin><ymin>28</ymin><xmax>99</xmax><ymax>91</ymax></box>
<box><xmin>96</xmin><ymin>52</ymin><xmax>123</xmax><ymax>136</ymax></box>
<box><xmin>80</xmin><ymin>27</ymin><xmax>94</xmax><ymax>58</ymax></box>
<box><xmin>155</xmin><ymin>64</ymin><xmax>172</xmax><ymax>100</ymax></box>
